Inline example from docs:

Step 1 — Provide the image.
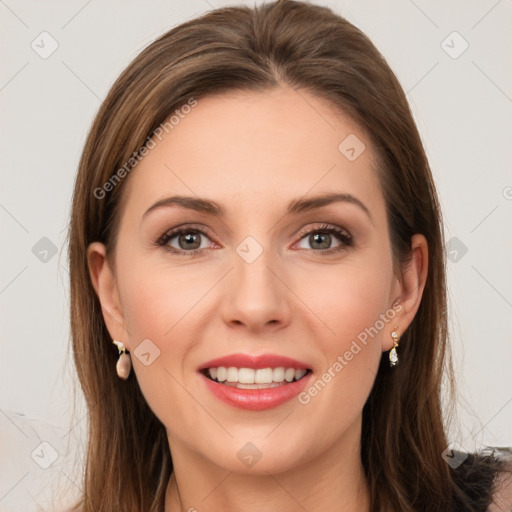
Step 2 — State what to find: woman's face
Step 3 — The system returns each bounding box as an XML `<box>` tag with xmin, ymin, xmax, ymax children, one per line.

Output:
<box><xmin>90</xmin><ymin>86</ymin><xmax>421</xmax><ymax>475</ymax></box>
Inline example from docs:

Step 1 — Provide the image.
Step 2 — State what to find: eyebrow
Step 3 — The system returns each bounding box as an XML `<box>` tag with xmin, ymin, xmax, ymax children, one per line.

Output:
<box><xmin>142</xmin><ymin>192</ymin><xmax>372</xmax><ymax>221</ymax></box>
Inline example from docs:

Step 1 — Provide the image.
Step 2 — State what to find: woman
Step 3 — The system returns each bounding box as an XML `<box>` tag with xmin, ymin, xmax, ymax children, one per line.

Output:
<box><xmin>68</xmin><ymin>0</ymin><xmax>511</xmax><ymax>510</ymax></box>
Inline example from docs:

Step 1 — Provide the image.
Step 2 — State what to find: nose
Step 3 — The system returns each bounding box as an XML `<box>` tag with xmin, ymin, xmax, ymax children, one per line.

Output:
<box><xmin>220</xmin><ymin>244</ymin><xmax>291</xmax><ymax>333</ymax></box>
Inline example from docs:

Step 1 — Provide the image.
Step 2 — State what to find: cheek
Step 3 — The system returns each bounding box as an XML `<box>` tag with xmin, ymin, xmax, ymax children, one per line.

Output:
<box><xmin>115</xmin><ymin>258</ymin><xmax>210</xmax><ymax>423</ymax></box>
<box><xmin>114</xmin><ymin>255</ymin><xmax>221</xmax><ymax>412</ymax></box>
<box><xmin>305</xmin><ymin>255</ymin><xmax>394</xmax><ymax>347</ymax></box>
<box><xmin>118</xmin><ymin>257</ymin><xmax>214</xmax><ymax>346</ymax></box>
<box><xmin>298</xmin><ymin>253</ymin><xmax>394</xmax><ymax>402</ymax></box>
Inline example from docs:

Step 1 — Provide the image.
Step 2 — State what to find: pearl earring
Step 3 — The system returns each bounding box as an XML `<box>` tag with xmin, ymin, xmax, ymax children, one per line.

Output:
<box><xmin>389</xmin><ymin>329</ymin><xmax>400</xmax><ymax>367</ymax></box>
<box><xmin>112</xmin><ymin>340</ymin><xmax>132</xmax><ymax>379</ymax></box>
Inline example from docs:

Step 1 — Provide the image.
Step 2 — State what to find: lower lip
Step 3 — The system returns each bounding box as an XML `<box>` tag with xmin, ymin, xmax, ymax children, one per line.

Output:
<box><xmin>200</xmin><ymin>372</ymin><xmax>312</xmax><ymax>411</ymax></box>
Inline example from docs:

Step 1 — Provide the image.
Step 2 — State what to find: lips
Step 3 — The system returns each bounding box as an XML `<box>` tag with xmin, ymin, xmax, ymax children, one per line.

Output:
<box><xmin>199</xmin><ymin>353</ymin><xmax>310</xmax><ymax>371</ymax></box>
<box><xmin>198</xmin><ymin>353</ymin><xmax>312</xmax><ymax>410</ymax></box>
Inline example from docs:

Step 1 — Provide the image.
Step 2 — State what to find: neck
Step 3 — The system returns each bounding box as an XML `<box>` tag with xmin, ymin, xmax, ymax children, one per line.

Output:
<box><xmin>164</xmin><ymin>416</ymin><xmax>370</xmax><ymax>512</ymax></box>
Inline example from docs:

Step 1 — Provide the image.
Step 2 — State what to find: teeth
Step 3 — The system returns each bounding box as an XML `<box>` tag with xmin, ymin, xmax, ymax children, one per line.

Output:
<box><xmin>217</xmin><ymin>367</ymin><xmax>227</xmax><ymax>382</ymax></box>
<box><xmin>232</xmin><ymin>382</ymin><xmax>283</xmax><ymax>389</ymax></box>
<box><xmin>295</xmin><ymin>369</ymin><xmax>307</xmax><ymax>380</ymax></box>
<box><xmin>206</xmin><ymin>366</ymin><xmax>308</xmax><ymax>386</ymax></box>
<box><xmin>226</xmin><ymin>367</ymin><xmax>238</xmax><ymax>382</ymax></box>
<box><xmin>273</xmin><ymin>367</ymin><xmax>285</xmax><ymax>381</ymax></box>
<box><xmin>238</xmin><ymin>368</ymin><xmax>255</xmax><ymax>384</ymax></box>
<box><xmin>255</xmin><ymin>368</ymin><xmax>273</xmax><ymax>384</ymax></box>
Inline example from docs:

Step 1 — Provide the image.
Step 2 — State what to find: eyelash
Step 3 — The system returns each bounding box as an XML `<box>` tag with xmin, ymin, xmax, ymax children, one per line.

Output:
<box><xmin>156</xmin><ymin>223</ymin><xmax>353</xmax><ymax>257</ymax></box>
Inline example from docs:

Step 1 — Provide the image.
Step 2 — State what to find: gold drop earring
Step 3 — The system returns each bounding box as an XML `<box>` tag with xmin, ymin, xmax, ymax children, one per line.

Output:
<box><xmin>389</xmin><ymin>329</ymin><xmax>400</xmax><ymax>367</ymax></box>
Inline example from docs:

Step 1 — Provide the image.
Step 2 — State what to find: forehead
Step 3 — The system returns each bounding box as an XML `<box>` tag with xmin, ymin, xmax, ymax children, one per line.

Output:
<box><xmin>120</xmin><ymin>86</ymin><xmax>384</xmax><ymax>222</ymax></box>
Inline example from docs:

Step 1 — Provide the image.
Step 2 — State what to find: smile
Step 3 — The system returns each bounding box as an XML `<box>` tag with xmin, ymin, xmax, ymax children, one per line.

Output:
<box><xmin>198</xmin><ymin>353</ymin><xmax>313</xmax><ymax>410</ymax></box>
<box><xmin>203</xmin><ymin>366</ymin><xmax>309</xmax><ymax>389</ymax></box>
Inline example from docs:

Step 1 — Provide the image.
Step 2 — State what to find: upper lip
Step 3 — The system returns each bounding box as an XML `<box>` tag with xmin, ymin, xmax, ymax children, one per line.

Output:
<box><xmin>198</xmin><ymin>353</ymin><xmax>310</xmax><ymax>371</ymax></box>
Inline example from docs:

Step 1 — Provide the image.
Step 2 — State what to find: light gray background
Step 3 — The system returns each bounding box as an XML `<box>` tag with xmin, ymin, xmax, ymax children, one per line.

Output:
<box><xmin>1</xmin><ymin>0</ymin><xmax>511</xmax><ymax>510</ymax></box>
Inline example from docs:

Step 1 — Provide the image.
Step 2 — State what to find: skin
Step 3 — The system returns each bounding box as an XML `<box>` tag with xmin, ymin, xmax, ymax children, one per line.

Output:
<box><xmin>88</xmin><ymin>86</ymin><xmax>428</xmax><ymax>512</ymax></box>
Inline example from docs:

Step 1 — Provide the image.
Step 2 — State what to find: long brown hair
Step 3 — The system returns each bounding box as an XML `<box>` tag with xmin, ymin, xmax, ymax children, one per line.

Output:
<box><xmin>68</xmin><ymin>1</ymin><xmax>504</xmax><ymax>510</ymax></box>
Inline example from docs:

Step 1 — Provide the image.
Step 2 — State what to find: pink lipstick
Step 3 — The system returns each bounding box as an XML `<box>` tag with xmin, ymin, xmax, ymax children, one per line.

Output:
<box><xmin>198</xmin><ymin>353</ymin><xmax>312</xmax><ymax>411</ymax></box>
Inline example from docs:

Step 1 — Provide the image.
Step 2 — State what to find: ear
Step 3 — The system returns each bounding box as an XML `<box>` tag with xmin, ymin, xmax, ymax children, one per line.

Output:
<box><xmin>383</xmin><ymin>233</ymin><xmax>428</xmax><ymax>351</ymax></box>
<box><xmin>87</xmin><ymin>242</ymin><xmax>130</xmax><ymax>346</ymax></box>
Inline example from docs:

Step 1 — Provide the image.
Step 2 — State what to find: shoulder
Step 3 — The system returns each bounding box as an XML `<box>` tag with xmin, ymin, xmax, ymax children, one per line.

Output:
<box><xmin>451</xmin><ymin>448</ymin><xmax>512</xmax><ymax>511</ymax></box>
<box><xmin>487</xmin><ymin>448</ymin><xmax>512</xmax><ymax>512</ymax></box>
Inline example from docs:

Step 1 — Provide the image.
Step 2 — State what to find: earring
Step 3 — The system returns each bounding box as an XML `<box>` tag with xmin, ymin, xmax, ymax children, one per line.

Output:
<box><xmin>389</xmin><ymin>329</ymin><xmax>400</xmax><ymax>367</ymax></box>
<box><xmin>113</xmin><ymin>340</ymin><xmax>132</xmax><ymax>380</ymax></box>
